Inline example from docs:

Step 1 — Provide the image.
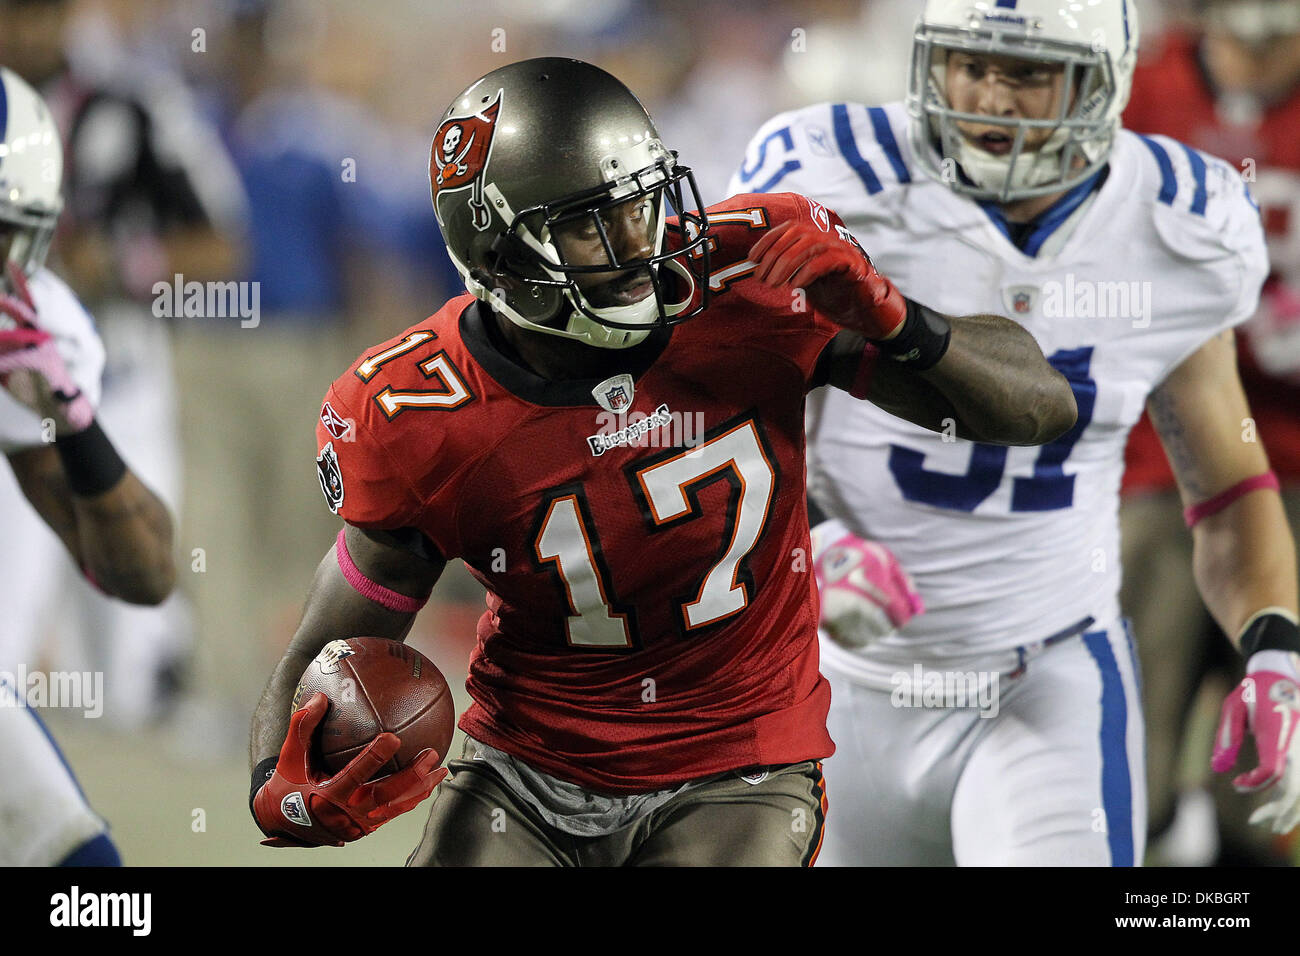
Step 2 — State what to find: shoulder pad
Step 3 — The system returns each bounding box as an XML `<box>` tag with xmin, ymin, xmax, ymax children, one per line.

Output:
<box><xmin>1128</xmin><ymin>132</ymin><xmax>1266</xmax><ymax>265</ymax></box>
<box><xmin>316</xmin><ymin>301</ymin><xmax>475</xmax><ymax>530</ymax></box>
<box><xmin>728</xmin><ymin>102</ymin><xmax>914</xmax><ymax>206</ymax></box>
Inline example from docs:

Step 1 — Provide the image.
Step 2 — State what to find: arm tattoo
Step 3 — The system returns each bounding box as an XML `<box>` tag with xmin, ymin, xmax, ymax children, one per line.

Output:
<box><xmin>1147</xmin><ymin>385</ymin><xmax>1209</xmax><ymax>500</ymax></box>
<box><xmin>1148</xmin><ymin>330</ymin><xmax>1237</xmax><ymax>502</ymax></box>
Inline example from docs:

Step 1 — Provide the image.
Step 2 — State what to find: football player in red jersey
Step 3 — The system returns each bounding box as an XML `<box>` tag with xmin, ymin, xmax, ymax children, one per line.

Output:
<box><xmin>247</xmin><ymin>57</ymin><xmax>1076</xmax><ymax>865</ymax></box>
<box><xmin>1119</xmin><ymin>0</ymin><xmax>1300</xmax><ymax>863</ymax></box>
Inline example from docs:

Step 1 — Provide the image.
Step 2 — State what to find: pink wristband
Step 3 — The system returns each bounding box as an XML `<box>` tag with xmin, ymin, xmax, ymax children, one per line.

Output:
<box><xmin>336</xmin><ymin>528</ymin><xmax>428</xmax><ymax>613</ymax></box>
<box><xmin>1184</xmin><ymin>471</ymin><xmax>1280</xmax><ymax>528</ymax></box>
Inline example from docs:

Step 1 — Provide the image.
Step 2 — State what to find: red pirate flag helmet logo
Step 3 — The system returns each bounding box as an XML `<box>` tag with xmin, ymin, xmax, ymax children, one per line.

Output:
<box><xmin>431</xmin><ymin>92</ymin><xmax>502</xmax><ymax>231</ymax></box>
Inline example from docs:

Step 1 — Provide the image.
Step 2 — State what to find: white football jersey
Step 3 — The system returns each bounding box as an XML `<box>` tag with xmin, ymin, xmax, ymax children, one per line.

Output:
<box><xmin>0</xmin><ymin>269</ymin><xmax>104</xmax><ymax>454</ymax></box>
<box><xmin>729</xmin><ymin>102</ymin><xmax>1268</xmax><ymax>677</ymax></box>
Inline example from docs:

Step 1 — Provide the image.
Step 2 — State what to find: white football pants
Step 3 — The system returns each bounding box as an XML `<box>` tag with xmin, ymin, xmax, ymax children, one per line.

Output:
<box><xmin>818</xmin><ymin>620</ymin><xmax>1147</xmax><ymax>866</ymax></box>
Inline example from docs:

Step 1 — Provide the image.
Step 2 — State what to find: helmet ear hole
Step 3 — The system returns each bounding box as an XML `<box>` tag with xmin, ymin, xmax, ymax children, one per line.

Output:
<box><xmin>488</xmin><ymin>231</ymin><xmax>537</xmax><ymax>272</ymax></box>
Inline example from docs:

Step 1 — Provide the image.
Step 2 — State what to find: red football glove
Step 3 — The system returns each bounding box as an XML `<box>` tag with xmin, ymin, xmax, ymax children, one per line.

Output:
<box><xmin>252</xmin><ymin>692</ymin><xmax>448</xmax><ymax>847</ymax></box>
<box><xmin>749</xmin><ymin>219</ymin><xmax>908</xmax><ymax>340</ymax></box>
<box><xmin>0</xmin><ymin>263</ymin><xmax>95</xmax><ymax>434</ymax></box>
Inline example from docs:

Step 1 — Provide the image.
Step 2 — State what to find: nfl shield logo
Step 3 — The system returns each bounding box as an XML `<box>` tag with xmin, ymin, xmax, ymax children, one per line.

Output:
<box><xmin>592</xmin><ymin>373</ymin><xmax>635</xmax><ymax>414</ymax></box>
<box><xmin>1002</xmin><ymin>285</ymin><xmax>1039</xmax><ymax>317</ymax></box>
<box><xmin>281</xmin><ymin>792</ymin><xmax>312</xmax><ymax>827</ymax></box>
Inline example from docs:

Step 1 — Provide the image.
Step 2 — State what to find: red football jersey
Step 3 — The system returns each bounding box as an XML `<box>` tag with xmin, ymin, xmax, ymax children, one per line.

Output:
<box><xmin>315</xmin><ymin>192</ymin><xmax>874</xmax><ymax>794</ymax></box>
<box><xmin>1122</xmin><ymin>29</ymin><xmax>1300</xmax><ymax>491</ymax></box>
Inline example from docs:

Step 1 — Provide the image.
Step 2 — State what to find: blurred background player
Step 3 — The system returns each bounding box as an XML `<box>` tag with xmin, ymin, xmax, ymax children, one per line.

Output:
<box><xmin>0</xmin><ymin>65</ymin><xmax>175</xmax><ymax>865</ymax></box>
<box><xmin>734</xmin><ymin>0</ymin><xmax>1300</xmax><ymax>864</ymax></box>
<box><xmin>1119</xmin><ymin>0</ymin><xmax>1300</xmax><ymax>865</ymax></box>
<box><xmin>0</xmin><ymin>0</ymin><xmax>244</xmax><ymax>728</ymax></box>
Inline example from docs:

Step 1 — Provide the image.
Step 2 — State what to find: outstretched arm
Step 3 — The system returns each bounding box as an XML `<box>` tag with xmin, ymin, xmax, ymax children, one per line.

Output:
<box><xmin>0</xmin><ymin>265</ymin><xmax>174</xmax><ymax>605</ymax></box>
<box><xmin>1147</xmin><ymin>329</ymin><xmax>1300</xmax><ymax>833</ymax></box>
<box><xmin>819</xmin><ymin>314</ymin><xmax>1076</xmax><ymax>446</ymax></box>
<box><xmin>750</xmin><ymin>219</ymin><xmax>1075</xmax><ymax>446</ymax></box>
<box><xmin>1147</xmin><ymin>330</ymin><xmax>1297</xmax><ymax>644</ymax></box>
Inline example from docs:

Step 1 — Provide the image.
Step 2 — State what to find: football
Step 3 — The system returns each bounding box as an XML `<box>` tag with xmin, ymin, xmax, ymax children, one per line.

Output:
<box><xmin>293</xmin><ymin>637</ymin><xmax>455</xmax><ymax>778</ymax></box>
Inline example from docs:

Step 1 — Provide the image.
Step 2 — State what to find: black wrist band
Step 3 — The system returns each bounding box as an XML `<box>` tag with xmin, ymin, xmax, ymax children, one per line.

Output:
<box><xmin>55</xmin><ymin>420</ymin><xmax>127</xmax><ymax>496</ymax></box>
<box><xmin>877</xmin><ymin>299</ymin><xmax>952</xmax><ymax>370</ymax></box>
<box><xmin>249</xmin><ymin>756</ymin><xmax>279</xmax><ymax>819</ymax></box>
<box><xmin>1239</xmin><ymin>612</ymin><xmax>1300</xmax><ymax>658</ymax></box>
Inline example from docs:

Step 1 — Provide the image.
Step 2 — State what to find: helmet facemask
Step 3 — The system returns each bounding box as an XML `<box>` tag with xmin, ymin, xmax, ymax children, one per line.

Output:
<box><xmin>476</xmin><ymin>147</ymin><xmax>711</xmax><ymax>350</ymax></box>
<box><xmin>907</xmin><ymin>23</ymin><xmax>1123</xmax><ymax>203</ymax></box>
<box><xmin>0</xmin><ymin>204</ymin><xmax>59</xmax><ymax>294</ymax></box>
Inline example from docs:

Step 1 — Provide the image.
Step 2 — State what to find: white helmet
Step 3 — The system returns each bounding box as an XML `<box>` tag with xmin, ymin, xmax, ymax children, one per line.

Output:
<box><xmin>0</xmin><ymin>67</ymin><xmax>62</xmax><ymax>288</ymax></box>
<box><xmin>906</xmin><ymin>0</ymin><xmax>1140</xmax><ymax>203</ymax></box>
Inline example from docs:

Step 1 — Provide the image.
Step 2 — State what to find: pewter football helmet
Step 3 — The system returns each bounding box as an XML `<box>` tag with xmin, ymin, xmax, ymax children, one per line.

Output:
<box><xmin>431</xmin><ymin>58</ymin><xmax>711</xmax><ymax>349</ymax></box>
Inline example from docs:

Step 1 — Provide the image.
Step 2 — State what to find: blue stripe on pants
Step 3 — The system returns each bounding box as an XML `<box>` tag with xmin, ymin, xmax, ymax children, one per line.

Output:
<box><xmin>1083</xmin><ymin>630</ymin><xmax>1135</xmax><ymax>866</ymax></box>
<box><xmin>58</xmin><ymin>832</ymin><xmax>122</xmax><ymax>867</ymax></box>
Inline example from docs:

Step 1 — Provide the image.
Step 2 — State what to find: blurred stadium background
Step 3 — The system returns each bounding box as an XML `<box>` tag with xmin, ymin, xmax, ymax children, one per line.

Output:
<box><xmin>5</xmin><ymin>0</ymin><xmax>1297</xmax><ymax>866</ymax></box>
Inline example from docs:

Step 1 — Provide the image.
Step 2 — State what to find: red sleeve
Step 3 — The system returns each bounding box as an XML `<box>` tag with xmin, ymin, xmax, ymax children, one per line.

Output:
<box><xmin>314</xmin><ymin>381</ymin><xmax>424</xmax><ymax>532</ymax></box>
<box><xmin>709</xmin><ymin>191</ymin><xmax>879</xmax><ymax>395</ymax></box>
